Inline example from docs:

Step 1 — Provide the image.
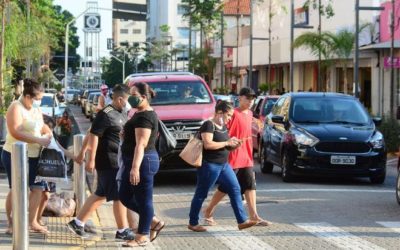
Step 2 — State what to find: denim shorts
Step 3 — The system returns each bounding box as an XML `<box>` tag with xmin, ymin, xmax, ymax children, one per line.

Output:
<box><xmin>1</xmin><ymin>150</ymin><xmax>46</xmax><ymax>190</ymax></box>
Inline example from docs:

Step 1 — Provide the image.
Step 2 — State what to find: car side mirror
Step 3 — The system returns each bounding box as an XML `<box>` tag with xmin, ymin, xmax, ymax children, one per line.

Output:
<box><xmin>372</xmin><ymin>117</ymin><xmax>382</xmax><ymax>126</ymax></box>
<box><xmin>271</xmin><ymin>115</ymin><xmax>285</xmax><ymax>124</ymax></box>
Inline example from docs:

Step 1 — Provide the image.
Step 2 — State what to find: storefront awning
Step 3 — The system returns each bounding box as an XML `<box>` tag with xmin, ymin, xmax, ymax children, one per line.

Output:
<box><xmin>360</xmin><ymin>40</ymin><xmax>400</xmax><ymax>50</ymax></box>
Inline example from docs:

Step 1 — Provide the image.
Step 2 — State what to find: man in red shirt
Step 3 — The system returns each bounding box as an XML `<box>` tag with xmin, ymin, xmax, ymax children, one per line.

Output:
<box><xmin>203</xmin><ymin>87</ymin><xmax>270</xmax><ymax>226</ymax></box>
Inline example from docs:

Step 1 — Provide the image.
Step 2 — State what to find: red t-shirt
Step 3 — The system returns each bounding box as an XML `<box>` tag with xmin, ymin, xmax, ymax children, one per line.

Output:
<box><xmin>227</xmin><ymin>108</ymin><xmax>254</xmax><ymax>169</ymax></box>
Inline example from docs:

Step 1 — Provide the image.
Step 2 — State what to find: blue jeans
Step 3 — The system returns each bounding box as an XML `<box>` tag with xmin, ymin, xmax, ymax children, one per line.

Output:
<box><xmin>189</xmin><ymin>160</ymin><xmax>248</xmax><ymax>226</ymax></box>
<box><xmin>119</xmin><ymin>150</ymin><xmax>159</xmax><ymax>235</ymax></box>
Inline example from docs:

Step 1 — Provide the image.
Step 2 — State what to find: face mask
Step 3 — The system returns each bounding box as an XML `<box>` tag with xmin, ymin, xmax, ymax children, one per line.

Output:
<box><xmin>32</xmin><ymin>99</ymin><xmax>41</xmax><ymax>108</ymax></box>
<box><xmin>128</xmin><ymin>95</ymin><xmax>143</xmax><ymax>108</ymax></box>
<box><xmin>219</xmin><ymin>117</ymin><xmax>224</xmax><ymax>125</ymax></box>
<box><xmin>122</xmin><ymin>100</ymin><xmax>132</xmax><ymax>113</ymax></box>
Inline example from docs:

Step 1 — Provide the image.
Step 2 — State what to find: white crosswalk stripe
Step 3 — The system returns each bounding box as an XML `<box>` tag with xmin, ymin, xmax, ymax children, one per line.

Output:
<box><xmin>207</xmin><ymin>226</ymin><xmax>275</xmax><ymax>250</ymax></box>
<box><xmin>295</xmin><ymin>222</ymin><xmax>385</xmax><ymax>250</ymax></box>
<box><xmin>376</xmin><ymin>221</ymin><xmax>400</xmax><ymax>233</ymax></box>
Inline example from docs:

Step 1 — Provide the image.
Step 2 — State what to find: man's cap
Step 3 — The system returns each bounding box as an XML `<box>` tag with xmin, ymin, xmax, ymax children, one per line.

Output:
<box><xmin>239</xmin><ymin>87</ymin><xmax>257</xmax><ymax>98</ymax></box>
<box><xmin>100</xmin><ymin>84</ymin><xmax>108</xmax><ymax>90</ymax></box>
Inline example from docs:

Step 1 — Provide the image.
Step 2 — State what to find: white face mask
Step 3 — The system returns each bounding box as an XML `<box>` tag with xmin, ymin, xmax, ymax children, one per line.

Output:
<box><xmin>32</xmin><ymin>99</ymin><xmax>41</xmax><ymax>108</ymax></box>
<box><xmin>219</xmin><ymin>117</ymin><xmax>224</xmax><ymax>125</ymax></box>
<box><xmin>122</xmin><ymin>101</ymin><xmax>132</xmax><ymax>113</ymax></box>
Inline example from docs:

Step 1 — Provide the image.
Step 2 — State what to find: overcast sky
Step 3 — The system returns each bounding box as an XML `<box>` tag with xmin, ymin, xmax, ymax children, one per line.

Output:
<box><xmin>54</xmin><ymin>0</ymin><xmax>112</xmax><ymax>58</ymax></box>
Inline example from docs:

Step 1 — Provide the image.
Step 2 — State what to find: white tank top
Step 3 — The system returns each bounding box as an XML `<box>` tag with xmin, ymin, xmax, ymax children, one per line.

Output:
<box><xmin>3</xmin><ymin>100</ymin><xmax>44</xmax><ymax>158</ymax></box>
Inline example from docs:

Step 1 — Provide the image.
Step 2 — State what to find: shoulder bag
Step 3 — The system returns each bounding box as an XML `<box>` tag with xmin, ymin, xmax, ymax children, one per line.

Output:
<box><xmin>157</xmin><ymin>120</ymin><xmax>177</xmax><ymax>158</ymax></box>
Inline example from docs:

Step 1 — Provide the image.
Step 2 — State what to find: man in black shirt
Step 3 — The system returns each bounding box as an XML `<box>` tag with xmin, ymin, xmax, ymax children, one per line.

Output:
<box><xmin>67</xmin><ymin>85</ymin><xmax>134</xmax><ymax>240</ymax></box>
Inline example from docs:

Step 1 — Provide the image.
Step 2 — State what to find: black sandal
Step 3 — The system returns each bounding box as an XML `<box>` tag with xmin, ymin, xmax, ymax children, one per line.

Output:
<box><xmin>150</xmin><ymin>221</ymin><xmax>165</xmax><ymax>242</ymax></box>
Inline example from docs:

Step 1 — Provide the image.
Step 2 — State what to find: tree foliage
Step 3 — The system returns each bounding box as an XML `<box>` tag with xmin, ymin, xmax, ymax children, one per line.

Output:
<box><xmin>182</xmin><ymin>0</ymin><xmax>223</xmax><ymax>39</ymax></box>
<box><xmin>303</xmin><ymin>0</ymin><xmax>335</xmax><ymax>18</ymax></box>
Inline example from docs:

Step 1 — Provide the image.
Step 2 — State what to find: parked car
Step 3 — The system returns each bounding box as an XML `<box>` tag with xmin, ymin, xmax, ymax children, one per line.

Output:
<box><xmin>125</xmin><ymin>72</ymin><xmax>216</xmax><ymax>169</ymax></box>
<box><xmin>84</xmin><ymin>92</ymin><xmax>100</xmax><ymax>118</ymax></box>
<box><xmin>40</xmin><ymin>93</ymin><xmax>66</xmax><ymax>118</ymax></box>
<box><xmin>251</xmin><ymin>95</ymin><xmax>279</xmax><ymax>161</ymax></box>
<box><xmin>80</xmin><ymin>89</ymin><xmax>98</xmax><ymax>113</ymax></box>
<box><xmin>260</xmin><ymin>92</ymin><xmax>386</xmax><ymax>183</ymax></box>
<box><xmin>65</xmin><ymin>89</ymin><xmax>79</xmax><ymax>103</ymax></box>
<box><xmin>90</xmin><ymin>93</ymin><xmax>102</xmax><ymax>121</ymax></box>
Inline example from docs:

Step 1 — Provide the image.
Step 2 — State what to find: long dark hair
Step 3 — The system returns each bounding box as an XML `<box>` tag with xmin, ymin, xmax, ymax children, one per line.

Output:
<box><xmin>133</xmin><ymin>82</ymin><xmax>156</xmax><ymax>102</ymax></box>
<box><xmin>22</xmin><ymin>78</ymin><xmax>43</xmax><ymax>97</ymax></box>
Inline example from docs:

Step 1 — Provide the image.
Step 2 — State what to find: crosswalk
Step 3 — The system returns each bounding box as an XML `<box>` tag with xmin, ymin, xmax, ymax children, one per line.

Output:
<box><xmin>200</xmin><ymin>221</ymin><xmax>400</xmax><ymax>250</ymax></box>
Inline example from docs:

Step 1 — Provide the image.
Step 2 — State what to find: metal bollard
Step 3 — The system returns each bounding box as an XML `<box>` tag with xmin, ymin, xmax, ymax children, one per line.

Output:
<box><xmin>11</xmin><ymin>142</ymin><xmax>28</xmax><ymax>250</ymax></box>
<box><xmin>73</xmin><ymin>134</ymin><xmax>86</xmax><ymax>213</ymax></box>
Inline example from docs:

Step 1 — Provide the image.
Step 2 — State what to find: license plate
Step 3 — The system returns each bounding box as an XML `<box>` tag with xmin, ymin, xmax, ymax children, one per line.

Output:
<box><xmin>172</xmin><ymin>132</ymin><xmax>192</xmax><ymax>140</ymax></box>
<box><xmin>330</xmin><ymin>155</ymin><xmax>356</xmax><ymax>165</ymax></box>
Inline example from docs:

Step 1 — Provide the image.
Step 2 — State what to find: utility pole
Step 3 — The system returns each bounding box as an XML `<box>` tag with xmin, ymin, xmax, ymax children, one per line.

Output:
<box><xmin>26</xmin><ymin>0</ymin><xmax>31</xmax><ymax>78</ymax></box>
<box><xmin>268</xmin><ymin>0</ymin><xmax>272</xmax><ymax>92</ymax></box>
<box><xmin>290</xmin><ymin>0</ymin><xmax>294</xmax><ymax>92</ymax></box>
<box><xmin>317</xmin><ymin>0</ymin><xmax>322</xmax><ymax>91</ymax></box>
<box><xmin>354</xmin><ymin>0</ymin><xmax>360</xmax><ymax>98</ymax></box>
<box><xmin>354</xmin><ymin>2</ymin><xmax>384</xmax><ymax>99</ymax></box>
<box><xmin>236</xmin><ymin>0</ymin><xmax>240</xmax><ymax>88</ymax></box>
<box><xmin>390</xmin><ymin>0</ymin><xmax>395</xmax><ymax>116</ymax></box>
<box><xmin>220</xmin><ymin>10</ymin><xmax>224</xmax><ymax>89</ymax></box>
<box><xmin>249</xmin><ymin>0</ymin><xmax>253</xmax><ymax>88</ymax></box>
<box><xmin>188</xmin><ymin>0</ymin><xmax>192</xmax><ymax>72</ymax></box>
<box><xmin>290</xmin><ymin>0</ymin><xmax>313</xmax><ymax>92</ymax></box>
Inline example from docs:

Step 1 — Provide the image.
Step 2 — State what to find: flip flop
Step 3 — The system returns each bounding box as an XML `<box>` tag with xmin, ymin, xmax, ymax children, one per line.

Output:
<box><xmin>29</xmin><ymin>227</ymin><xmax>49</xmax><ymax>234</ymax></box>
<box><xmin>150</xmin><ymin>221</ymin><xmax>165</xmax><ymax>242</ymax></box>
<box><xmin>256</xmin><ymin>220</ymin><xmax>273</xmax><ymax>226</ymax></box>
<box><xmin>204</xmin><ymin>217</ymin><xmax>217</xmax><ymax>226</ymax></box>
<box><xmin>122</xmin><ymin>239</ymin><xmax>148</xmax><ymax>247</ymax></box>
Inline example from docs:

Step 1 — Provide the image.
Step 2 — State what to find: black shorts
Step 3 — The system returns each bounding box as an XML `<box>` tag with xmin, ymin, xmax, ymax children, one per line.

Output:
<box><xmin>95</xmin><ymin>169</ymin><xmax>119</xmax><ymax>202</ymax></box>
<box><xmin>218</xmin><ymin>167</ymin><xmax>256</xmax><ymax>194</ymax></box>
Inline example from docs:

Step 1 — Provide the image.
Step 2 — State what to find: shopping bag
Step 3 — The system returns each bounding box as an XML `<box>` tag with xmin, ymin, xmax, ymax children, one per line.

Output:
<box><xmin>157</xmin><ymin>120</ymin><xmax>177</xmax><ymax>157</ymax></box>
<box><xmin>37</xmin><ymin>148</ymin><xmax>67</xmax><ymax>178</ymax></box>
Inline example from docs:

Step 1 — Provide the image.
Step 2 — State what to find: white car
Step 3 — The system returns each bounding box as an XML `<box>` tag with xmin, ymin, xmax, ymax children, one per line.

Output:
<box><xmin>65</xmin><ymin>89</ymin><xmax>80</xmax><ymax>103</ymax></box>
<box><xmin>40</xmin><ymin>93</ymin><xmax>66</xmax><ymax>118</ymax></box>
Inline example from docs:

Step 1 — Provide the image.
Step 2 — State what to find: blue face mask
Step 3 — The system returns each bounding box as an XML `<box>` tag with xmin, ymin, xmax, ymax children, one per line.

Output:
<box><xmin>32</xmin><ymin>99</ymin><xmax>41</xmax><ymax>108</ymax></box>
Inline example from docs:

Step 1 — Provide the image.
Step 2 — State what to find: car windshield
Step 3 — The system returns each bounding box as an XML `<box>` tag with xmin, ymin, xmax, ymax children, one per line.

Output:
<box><xmin>290</xmin><ymin>97</ymin><xmax>370</xmax><ymax>125</ymax></box>
<box><xmin>41</xmin><ymin>96</ymin><xmax>54</xmax><ymax>107</ymax></box>
<box><xmin>148</xmin><ymin>81</ymin><xmax>212</xmax><ymax>105</ymax></box>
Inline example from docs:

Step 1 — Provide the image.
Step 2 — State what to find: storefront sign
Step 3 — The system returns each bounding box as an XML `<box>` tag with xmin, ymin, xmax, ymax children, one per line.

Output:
<box><xmin>384</xmin><ymin>57</ymin><xmax>400</xmax><ymax>68</ymax></box>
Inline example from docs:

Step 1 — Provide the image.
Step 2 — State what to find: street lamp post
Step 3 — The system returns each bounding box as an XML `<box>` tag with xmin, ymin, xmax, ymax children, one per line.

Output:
<box><xmin>290</xmin><ymin>0</ymin><xmax>313</xmax><ymax>92</ymax></box>
<box><xmin>64</xmin><ymin>8</ymin><xmax>89</xmax><ymax>105</ymax></box>
<box><xmin>353</xmin><ymin>1</ymin><xmax>384</xmax><ymax>99</ymax></box>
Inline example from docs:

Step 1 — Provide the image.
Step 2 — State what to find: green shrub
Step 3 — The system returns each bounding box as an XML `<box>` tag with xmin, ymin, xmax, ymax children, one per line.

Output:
<box><xmin>378</xmin><ymin>115</ymin><xmax>400</xmax><ymax>152</ymax></box>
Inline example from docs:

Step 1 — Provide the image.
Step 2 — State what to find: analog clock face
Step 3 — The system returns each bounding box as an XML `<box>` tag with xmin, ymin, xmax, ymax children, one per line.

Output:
<box><xmin>86</xmin><ymin>15</ymin><xmax>99</xmax><ymax>28</ymax></box>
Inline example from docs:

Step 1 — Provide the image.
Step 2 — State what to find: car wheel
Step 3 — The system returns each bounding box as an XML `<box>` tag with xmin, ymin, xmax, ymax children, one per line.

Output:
<box><xmin>259</xmin><ymin>141</ymin><xmax>274</xmax><ymax>174</ymax></box>
<box><xmin>396</xmin><ymin>171</ymin><xmax>400</xmax><ymax>205</ymax></box>
<box><xmin>370</xmin><ymin>170</ymin><xmax>386</xmax><ymax>184</ymax></box>
<box><xmin>281</xmin><ymin>152</ymin><xmax>294</xmax><ymax>182</ymax></box>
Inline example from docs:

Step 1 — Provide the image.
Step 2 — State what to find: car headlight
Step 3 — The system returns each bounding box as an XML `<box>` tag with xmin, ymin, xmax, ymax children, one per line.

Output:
<box><xmin>291</xmin><ymin>129</ymin><xmax>319</xmax><ymax>147</ymax></box>
<box><xmin>370</xmin><ymin>132</ymin><xmax>384</xmax><ymax>149</ymax></box>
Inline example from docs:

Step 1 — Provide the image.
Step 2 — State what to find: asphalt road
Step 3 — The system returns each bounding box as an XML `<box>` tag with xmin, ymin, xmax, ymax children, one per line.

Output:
<box><xmin>70</xmin><ymin>105</ymin><xmax>400</xmax><ymax>250</ymax></box>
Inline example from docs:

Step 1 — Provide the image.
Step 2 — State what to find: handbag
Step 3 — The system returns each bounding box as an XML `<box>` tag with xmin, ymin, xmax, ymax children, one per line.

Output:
<box><xmin>37</xmin><ymin>148</ymin><xmax>67</xmax><ymax>178</ymax></box>
<box><xmin>156</xmin><ymin>120</ymin><xmax>177</xmax><ymax>158</ymax></box>
<box><xmin>179</xmin><ymin>132</ymin><xmax>203</xmax><ymax>167</ymax></box>
<box><xmin>179</xmin><ymin>121</ymin><xmax>214</xmax><ymax>167</ymax></box>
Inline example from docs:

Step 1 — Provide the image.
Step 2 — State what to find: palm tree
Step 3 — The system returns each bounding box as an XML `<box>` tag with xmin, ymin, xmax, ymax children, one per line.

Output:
<box><xmin>293</xmin><ymin>31</ymin><xmax>333</xmax><ymax>91</ymax></box>
<box><xmin>324</xmin><ymin>29</ymin><xmax>354</xmax><ymax>94</ymax></box>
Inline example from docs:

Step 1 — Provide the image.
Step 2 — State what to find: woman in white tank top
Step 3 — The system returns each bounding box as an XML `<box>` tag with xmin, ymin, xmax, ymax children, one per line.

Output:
<box><xmin>1</xmin><ymin>79</ymin><xmax>52</xmax><ymax>234</ymax></box>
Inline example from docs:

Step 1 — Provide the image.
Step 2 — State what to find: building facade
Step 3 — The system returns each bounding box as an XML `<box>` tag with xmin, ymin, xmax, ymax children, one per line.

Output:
<box><xmin>112</xmin><ymin>0</ymin><xmax>147</xmax><ymax>56</ymax></box>
<box><xmin>214</xmin><ymin>0</ymin><xmax>399</xmax><ymax>116</ymax></box>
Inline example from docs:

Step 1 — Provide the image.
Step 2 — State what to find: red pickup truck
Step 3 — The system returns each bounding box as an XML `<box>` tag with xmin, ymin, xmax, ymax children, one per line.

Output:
<box><xmin>125</xmin><ymin>72</ymin><xmax>216</xmax><ymax>169</ymax></box>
